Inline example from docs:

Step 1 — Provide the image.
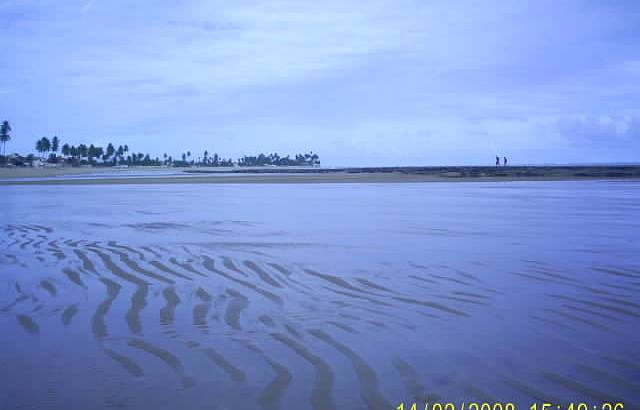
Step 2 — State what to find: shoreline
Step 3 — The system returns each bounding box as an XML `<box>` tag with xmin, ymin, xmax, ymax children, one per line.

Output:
<box><xmin>1</xmin><ymin>165</ymin><xmax>640</xmax><ymax>185</ymax></box>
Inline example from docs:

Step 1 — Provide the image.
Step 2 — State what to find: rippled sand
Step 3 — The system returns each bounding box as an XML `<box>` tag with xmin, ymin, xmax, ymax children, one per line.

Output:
<box><xmin>1</xmin><ymin>181</ymin><xmax>639</xmax><ymax>409</ymax></box>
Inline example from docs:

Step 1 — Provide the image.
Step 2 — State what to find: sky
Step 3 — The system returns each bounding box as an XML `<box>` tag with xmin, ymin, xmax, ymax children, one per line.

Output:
<box><xmin>1</xmin><ymin>0</ymin><xmax>639</xmax><ymax>166</ymax></box>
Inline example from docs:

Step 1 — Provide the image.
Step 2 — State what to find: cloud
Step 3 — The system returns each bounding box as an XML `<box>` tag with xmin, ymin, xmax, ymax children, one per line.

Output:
<box><xmin>2</xmin><ymin>0</ymin><xmax>640</xmax><ymax>164</ymax></box>
<box><xmin>556</xmin><ymin>116</ymin><xmax>640</xmax><ymax>144</ymax></box>
<box><xmin>41</xmin><ymin>0</ymin><xmax>428</xmax><ymax>93</ymax></box>
<box><xmin>81</xmin><ymin>0</ymin><xmax>94</xmax><ymax>13</ymax></box>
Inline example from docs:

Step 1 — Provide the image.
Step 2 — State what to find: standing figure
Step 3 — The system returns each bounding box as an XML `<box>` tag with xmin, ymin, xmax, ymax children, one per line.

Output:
<box><xmin>503</xmin><ymin>156</ymin><xmax>508</xmax><ymax>166</ymax></box>
<box><xmin>496</xmin><ymin>155</ymin><xmax>500</xmax><ymax>166</ymax></box>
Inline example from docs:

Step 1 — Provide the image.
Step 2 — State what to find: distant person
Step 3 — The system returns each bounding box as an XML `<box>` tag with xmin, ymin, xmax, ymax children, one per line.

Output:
<box><xmin>503</xmin><ymin>156</ymin><xmax>508</xmax><ymax>166</ymax></box>
<box><xmin>496</xmin><ymin>155</ymin><xmax>500</xmax><ymax>166</ymax></box>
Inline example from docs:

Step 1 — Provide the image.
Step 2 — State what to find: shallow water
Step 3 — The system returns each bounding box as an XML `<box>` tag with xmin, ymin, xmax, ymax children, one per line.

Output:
<box><xmin>1</xmin><ymin>181</ymin><xmax>639</xmax><ymax>409</ymax></box>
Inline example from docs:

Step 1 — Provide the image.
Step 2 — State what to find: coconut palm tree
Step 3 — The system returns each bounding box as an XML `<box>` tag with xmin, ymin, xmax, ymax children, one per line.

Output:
<box><xmin>42</xmin><ymin>137</ymin><xmax>51</xmax><ymax>159</ymax></box>
<box><xmin>88</xmin><ymin>144</ymin><xmax>97</xmax><ymax>161</ymax></box>
<box><xmin>51</xmin><ymin>136</ymin><xmax>59</xmax><ymax>156</ymax></box>
<box><xmin>78</xmin><ymin>144</ymin><xmax>88</xmax><ymax>159</ymax></box>
<box><xmin>0</xmin><ymin>120</ymin><xmax>11</xmax><ymax>156</ymax></box>
<box><xmin>35</xmin><ymin>137</ymin><xmax>50</xmax><ymax>160</ymax></box>
<box><xmin>106</xmin><ymin>143</ymin><xmax>115</xmax><ymax>159</ymax></box>
<box><xmin>35</xmin><ymin>139</ymin><xmax>43</xmax><ymax>158</ymax></box>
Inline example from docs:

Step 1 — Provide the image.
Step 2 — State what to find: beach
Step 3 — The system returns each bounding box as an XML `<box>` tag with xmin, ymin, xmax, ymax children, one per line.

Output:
<box><xmin>2</xmin><ymin>180</ymin><xmax>639</xmax><ymax>409</ymax></box>
<box><xmin>1</xmin><ymin>164</ymin><xmax>640</xmax><ymax>185</ymax></box>
<box><xmin>4</xmin><ymin>0</ymin><xmax>640</xmax><ymax>407</ymax></box>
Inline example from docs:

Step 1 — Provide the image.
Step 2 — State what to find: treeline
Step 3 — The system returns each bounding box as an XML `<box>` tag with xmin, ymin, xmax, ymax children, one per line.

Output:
<box><xmin>0</xmin><ymin>127</ymin><xmax>320</xmax><ymax>167</ymax></box>
<box><xmin>174</xmin><ymin>151</ymin><xmax>235</xmax><ymax>167</ymax></box>
<box><xmin>34</xmin><ymin>136</ymin><xmax>162</xmax><ymax>166</ymax></box>
<box><xmin>237</xmin><ymin>152</ymin><xmax>320</xmax><ymax>166</ymax></box>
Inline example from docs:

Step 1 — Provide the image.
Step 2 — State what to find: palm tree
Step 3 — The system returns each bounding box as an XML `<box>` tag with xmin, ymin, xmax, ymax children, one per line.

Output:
<box><xmin>35</xmin><ymin>137</ymin><xmax>50</xmax><ymax>160</ymax></box>
<box><xmin>62</xmin><ymin>143</ymin><xmax>70</xmax><ymax>157</ymax></box>
<box><xmin>51</xmin><ymin>136</ymin><xmax>59</xmax><ymax>156</ymax></box>
<box><xmin>106</xmin><ymin>143</ymin><xmax>115</xmax><ymax>158</ymax></box>
<box><xmin>88</xmin><ymin>144</ymin><xmax>96</xmax><ymax>161</ymax></box>
<box><xmin>0</xmin><ymin>120</ymin><xmax>11</xmax><ymax>156</ymax></box>
<box><xmin>35</xmin><ymin>139</ymin><xmax>44</xmax><ymax>159</ymax></box>
<box><xmin>78</xmin><ymin>144</ymin><xmax>88</xmax><ymax>159</ymax></box>
<box><xmin>42</xmin><ymin>137</ymin><xmax>51</xmax><ymax>159</ymax></box>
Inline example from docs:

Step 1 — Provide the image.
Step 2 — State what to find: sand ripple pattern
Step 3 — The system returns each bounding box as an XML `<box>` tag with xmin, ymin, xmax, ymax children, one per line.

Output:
<box><xmin>1</xmin><ymin>223</ymin><xmax>639</xmax><ymax>408</ymax></box>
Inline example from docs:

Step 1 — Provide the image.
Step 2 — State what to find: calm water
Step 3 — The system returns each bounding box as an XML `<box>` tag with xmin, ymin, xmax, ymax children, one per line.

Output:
<box><xmin>1</xmin><ymin>181</ymin><xmax>639</xmax><ymax>409</ymax></box>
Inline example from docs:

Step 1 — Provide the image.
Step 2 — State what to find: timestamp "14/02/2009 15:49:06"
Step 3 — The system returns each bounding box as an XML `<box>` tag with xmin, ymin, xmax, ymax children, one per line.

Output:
<box><xmin>396</xmin><ymin>403</ymin><xmax>624</xmax><ymax>410</ymax></box>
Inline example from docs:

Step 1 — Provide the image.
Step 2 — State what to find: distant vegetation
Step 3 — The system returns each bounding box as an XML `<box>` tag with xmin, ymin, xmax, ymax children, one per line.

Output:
<box><xmin>238</xmin><ymin>152</ymin><xmax>319</xmax><ymax>167</ymax></box>
<box><xmin>0</xmin><ymin>121</ymin><xmax>320</xmax><ymax>168</ymax></box>
<box><xmin>0</xmin><ymin>120</ymin><xmax>11</xmax><ymax>156</ymax></box>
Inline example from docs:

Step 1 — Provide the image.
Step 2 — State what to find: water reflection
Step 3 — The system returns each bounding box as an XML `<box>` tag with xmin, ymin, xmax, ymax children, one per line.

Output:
<box><xmin>1</xmin><ymin>181</ymin><xmax>639</xmax><ymax>409</ymax></box>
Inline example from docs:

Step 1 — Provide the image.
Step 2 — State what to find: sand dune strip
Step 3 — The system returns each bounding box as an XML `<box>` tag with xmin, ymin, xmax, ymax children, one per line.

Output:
<box><xmin>393</xmin><ymin>358</ymin><xmax>439</xmax><ymax>403</ymax></box>
<box><xmin>224</xmin><ymin>289</ymin><xmax>249</xmax><ymax>330</ymax></box>
<box><xmin>192</xmin><ymin>288</ymin><xmax>212</xmax><ymax>330</ymax></box>
<box><xmin>126</xmin><ymin>285</ymin><xmax>148</xmax><ymax>335</ymax></box>
<box><xmin>310</xmin><ymin>329</ymin><xmax>391</xmax><ymax>409</ymax></box>
<box><xmin>61</xmin><ymin>304</ymin><xmax>78</xmax><ymax>326</ymax></box>
<box><xmin>148</xmin><ymin>260</ymin><xmax>193</xmax><ymax>281</ymax></box>
<box><xmin>202</xmin><ymin>347</ymin><xmax>246</xmax><ymax>383</ymax></box>
<box><xmin>223</xmin><ymin>257</ymin><xmax>249</xmax><ymax>277</ymax></box>
<box><xmin>272</xmin><ymin>332</ymin><xmax>335</xmax><ymax>410</ymax></box>
<box><xmin>39</xmin><ymin>280</ymin><xmax>57</xmax><ymax>297</ymax></box>
<box><xmin>127</xmin><ymin>339</ymin><xmax>194</xmax><ymax>387</ymax></box>
<box><xmin>104</xmin><ymin>348</ymin><xmax>144</xmax><ymax>378</ymax></box>
<box><xmin>168</xmin><ymin>257</ymin><xmax>208</xmax><ymax>278</ymax></box>
<box><xmin>160</xmin><ymin>286</ymin><xmax>180</xmax><ymax>326</ymax></box>
<box><xmin>92</xmin><ymin>278</ymin><xmax>122</xmax><ymax>339</ymax></box>
<box><xmin>107</xmin><ymin>248</ymin><xmax>174</xmax><ymax>284</ymax></box>
<box><xmin>107</xmin><ymin>241</ymin><xmax>147</xmax><ymax>260</ymax></box>
<box><xmin>244</xmin><ymin>261</ymin><xmax>282</xmax><ymax>288</ymax></box>
<box><xmin>392</xmin><ymin>295</ymin><xmax>468</xmax><ymax>316</ymax></box>
<box><xmin>245</xmin><ymin>343</ymin><xmax>292</xmax><ymax>410</ymax></box>
<box><xmin>201</xmin><ymin>256</ymin><xmax>283</xmax><ymax>305</ymax></box>
<box><xmin>86</xmin><ymin>248</ymin><xmax>151</xmax><ymax>286</ymax></box>
<box><xmin>62</xmin><ymin>267</ymin><xmax>87</xmax><ymax>289</ymax></box>
<box><xmin>16</xmin><ymin>314</ymin><xmax>39</xmax><ymax>334</ymax></box>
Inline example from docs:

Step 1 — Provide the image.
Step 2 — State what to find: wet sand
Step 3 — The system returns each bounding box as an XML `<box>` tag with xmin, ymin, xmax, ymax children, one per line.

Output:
<box><xmin>1</xmin><ymin>164</ymin><xmax>640</xmax><ymax>185</ymax></box>
<box><xmin>1</xmin><ymin>181</ymin><xmax>639</xmax><ymax>409</ymax></box>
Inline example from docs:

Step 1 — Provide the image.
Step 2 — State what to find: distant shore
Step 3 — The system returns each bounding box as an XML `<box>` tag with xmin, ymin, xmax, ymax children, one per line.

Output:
<box><xmin>1</xmin><ymin>165</ymin><xmax>640</xmax><ymax>185</ymax></box>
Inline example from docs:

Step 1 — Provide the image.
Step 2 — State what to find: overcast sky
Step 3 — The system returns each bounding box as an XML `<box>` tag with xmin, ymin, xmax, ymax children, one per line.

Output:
<box><xmin>1</xmin><ymin>0</ymin><xmax>639</xmax><ymax>165</ymax></box>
